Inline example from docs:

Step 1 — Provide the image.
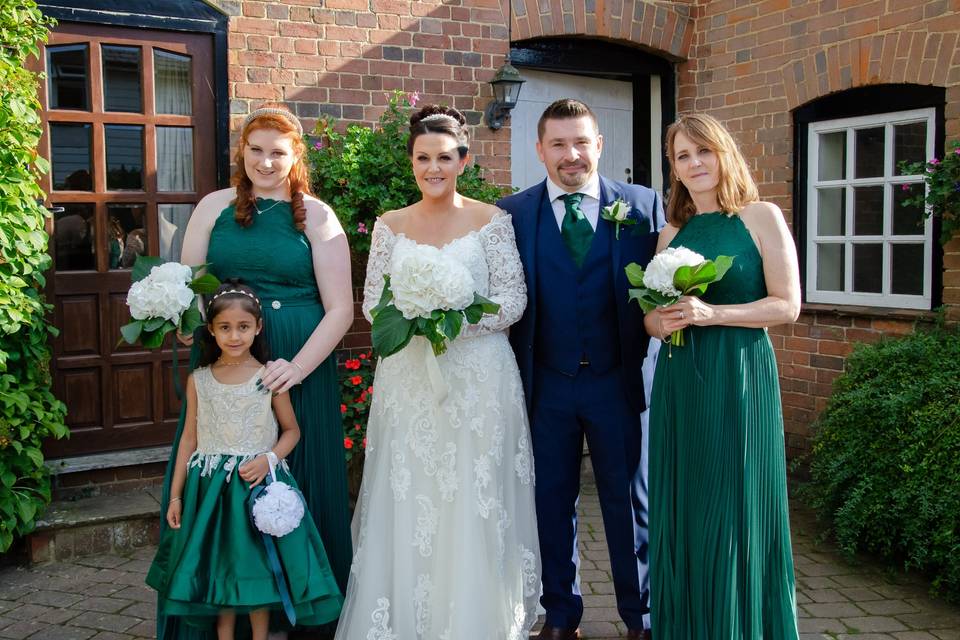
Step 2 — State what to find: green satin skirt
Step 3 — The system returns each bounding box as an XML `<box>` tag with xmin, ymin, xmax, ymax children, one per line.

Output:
<box><xmin>147</xmin><ymin>455</ymin><xmax>342</xmax><ymax>630</ymax></box>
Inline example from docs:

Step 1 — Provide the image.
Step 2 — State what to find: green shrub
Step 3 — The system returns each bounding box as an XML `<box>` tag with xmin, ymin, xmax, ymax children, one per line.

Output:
<box><xmin>801</xmin><ymin>323</ymin><xmax>960</xmax><ymax>600</ymax></box>
<box><xmin>0</xmin><ymin>2</ymin><xmax>67</xmax><ymax>553</ymax></box>
<box><xmin>308</xmin><ymin>90</ymin><xmax>507</xmax><ymax>257</ymax></box>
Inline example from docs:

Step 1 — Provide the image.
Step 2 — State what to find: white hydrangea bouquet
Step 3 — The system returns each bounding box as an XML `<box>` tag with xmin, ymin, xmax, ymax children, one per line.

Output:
<box><xmin>370</xmin><ymin>244</ymin><xmax>500</xmax><ymax>358</ymax></box>
<box><xmin>625</xmin><ymin>246</ymin><xmax>734</xmax><ymax>350</ymax></box>
<box><xmin>120</xmin><ymin>256</ymin><xmax>221</xmax><ymax>348</ymax></box>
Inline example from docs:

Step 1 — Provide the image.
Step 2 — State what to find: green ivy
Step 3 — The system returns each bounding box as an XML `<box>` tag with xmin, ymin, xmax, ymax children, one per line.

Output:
<box><xmin>899</xmin><ymin>141</ymin><xmax>960</xmax><ymax>245</ymax></box>
<box><xmin>800</xmin><ymin>322</ymin><xmax>960</xmax><ymax>601</ymax></box>
<box><xmin>308</xmin><ymin>90</ymin><xmax>507</xmax><ymax>257</ymax></box>
<box><xmin>0</xmin><ymin>2</ymin><xmax>67</xmax><ymax>553</ymax></box>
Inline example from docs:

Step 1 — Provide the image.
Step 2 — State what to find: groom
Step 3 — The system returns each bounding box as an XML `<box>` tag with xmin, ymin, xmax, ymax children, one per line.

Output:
<box><xmin>499</xmin><ymin>99</ymin><xmax>663</xmax><ymax>640</ymax></box>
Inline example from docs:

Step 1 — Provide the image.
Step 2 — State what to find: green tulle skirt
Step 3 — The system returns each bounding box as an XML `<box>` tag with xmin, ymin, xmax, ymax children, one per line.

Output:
<box><xmin>147</xmin><ymin>455</ymin><xmax>343</xmax><ymax>630</ymax></box>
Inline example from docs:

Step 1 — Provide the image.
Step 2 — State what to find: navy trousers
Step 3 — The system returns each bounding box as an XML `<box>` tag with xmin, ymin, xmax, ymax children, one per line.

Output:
<box><xmin>531</xmin><ymin>363</ymin><xmax>649</xmax><ymax>631</ymax></box>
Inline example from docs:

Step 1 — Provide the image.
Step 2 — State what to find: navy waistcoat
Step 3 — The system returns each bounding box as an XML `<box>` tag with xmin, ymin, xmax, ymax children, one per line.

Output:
<box><xmin>534</xmin><ymin>207</ymin><xmax>621</xmax><ymax>376</ymax></box>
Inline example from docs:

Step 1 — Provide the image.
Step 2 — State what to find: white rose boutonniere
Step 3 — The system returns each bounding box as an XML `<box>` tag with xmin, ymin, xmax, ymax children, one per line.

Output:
<box><xmin>600</xmin><ymin>199</ymin><xmax>636</xmax><ymax>239</ymax></box>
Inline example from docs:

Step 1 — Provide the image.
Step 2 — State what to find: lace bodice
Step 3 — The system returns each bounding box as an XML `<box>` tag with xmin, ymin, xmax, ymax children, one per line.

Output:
<box><xmin>362</xmin><ymin>211</ymin><xmax>527</xmax><ymax>337</ymax></box>
<box><xmin>193</xmin><ymin>366</ymin><xmax>278</xmax><ymax>456</ymax></box>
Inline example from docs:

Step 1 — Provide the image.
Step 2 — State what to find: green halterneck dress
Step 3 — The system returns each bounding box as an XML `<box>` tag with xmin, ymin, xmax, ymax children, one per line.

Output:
<box><xmin>649</xmin><ymin>212</ymin><xmax>799</xmax><ymax>639</ymax></box>
<box><xmin>155</xmin><ymin>199</ymin><xmax>352</xmax><ymax>639</ymax></box>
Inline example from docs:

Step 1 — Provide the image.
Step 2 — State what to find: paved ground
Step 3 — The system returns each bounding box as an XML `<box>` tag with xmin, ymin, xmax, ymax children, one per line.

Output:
<box><xmin>1</xmin><ymin>464</ymin><xmax>959</xmax><ymax>640</ymax></box>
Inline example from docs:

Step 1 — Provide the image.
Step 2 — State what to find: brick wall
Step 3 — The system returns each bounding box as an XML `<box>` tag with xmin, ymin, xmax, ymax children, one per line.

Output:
<box><xmin>211</xmin><ymin>0</ymin><xmax>959</xmax><ymax>456</ymax></box>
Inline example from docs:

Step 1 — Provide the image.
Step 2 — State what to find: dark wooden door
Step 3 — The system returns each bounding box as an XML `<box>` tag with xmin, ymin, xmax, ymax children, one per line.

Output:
<box><xmin>32</xmin><ymin>23</ymin><xmax>218</xmax><ymax>458</ymax></box>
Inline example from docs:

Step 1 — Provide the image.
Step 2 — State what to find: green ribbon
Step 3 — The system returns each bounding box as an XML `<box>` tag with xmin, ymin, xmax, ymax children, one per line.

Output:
<box><xmin>247</xmin><ymin>480</ymin><xmax>299</xmax><ymax>626</ymax></box>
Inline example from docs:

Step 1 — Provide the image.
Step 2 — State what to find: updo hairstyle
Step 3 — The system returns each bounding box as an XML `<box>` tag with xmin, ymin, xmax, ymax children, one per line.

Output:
<box><xmin>407</xmin><ymin>105</ymin><xmax>469</xmax><ymax>158</ymax></box>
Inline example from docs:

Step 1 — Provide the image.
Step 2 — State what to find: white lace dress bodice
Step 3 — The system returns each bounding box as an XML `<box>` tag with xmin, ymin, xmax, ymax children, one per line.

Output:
<box><xmin>189</xmin><ymin>366</ymin><xmax>279</xmax><ymax>480</ymax></box>
<box><xmin>335</xmin><ymin>212</ymin><xmax>541</xmax><ymax>640</ymax></box>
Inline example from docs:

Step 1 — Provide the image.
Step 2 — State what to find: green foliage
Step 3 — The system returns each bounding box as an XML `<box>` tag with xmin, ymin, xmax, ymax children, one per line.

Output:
<box><xmin>338</xmin><ymin>352</ymin><xmax>373</xmax><ymax>463</ymax></box>
<box><xmin>307</xmin><ymin>90</ymin><xmax>508</xmax><ymax>256</ymax></box>
<box><xmin>899</xmin><ymin>141</ymin><xmax>960</xmax><ymax>244</ymax></box>
<box><xmin>0</xmin><ymin>2</ymin><xmax>67</xmax><ymax>553</ymax></box>
<box><xmin>801</xmin><ymin>324</ymin><xmax>960</xmax><ymax>601</ymax></box>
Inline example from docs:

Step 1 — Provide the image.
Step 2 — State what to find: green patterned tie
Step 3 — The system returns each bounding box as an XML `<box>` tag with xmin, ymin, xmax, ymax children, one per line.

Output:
<box><xmin>560</xmin><ymin>192</ymin><xmax>594</xmax><ymax>268</ymax></box>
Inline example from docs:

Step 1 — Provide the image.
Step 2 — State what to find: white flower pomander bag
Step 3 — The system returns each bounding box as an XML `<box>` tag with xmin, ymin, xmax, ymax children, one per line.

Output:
<box><xmin>249</xmin><ymin>457</ymin><xmax>305</xmax><ymax>538</ymax></box>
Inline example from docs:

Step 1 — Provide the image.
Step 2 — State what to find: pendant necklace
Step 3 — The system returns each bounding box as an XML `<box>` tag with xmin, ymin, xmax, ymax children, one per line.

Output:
<box><xmin>218</xmin><ymin>356</ymin><xmax>254</xmax><ymax>367</ymax></box>
<box><xmin>254</xmin><ymin>198</ymin><xmax>285</xmax><ymax>215</ymax></box>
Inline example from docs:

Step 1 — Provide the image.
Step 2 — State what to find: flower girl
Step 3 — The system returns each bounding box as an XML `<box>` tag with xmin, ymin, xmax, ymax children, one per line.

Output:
<box><xmin>146</xmin><ymin>282</ymin><xmax>342</xmax><ymax>639</ymax></box>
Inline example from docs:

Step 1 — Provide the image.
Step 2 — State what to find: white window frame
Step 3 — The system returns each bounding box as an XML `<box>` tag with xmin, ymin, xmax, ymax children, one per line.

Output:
<box><xmin>806</xmin><ymin>108</ymin><xmax>934</xmax><ymax>309</ymax></box>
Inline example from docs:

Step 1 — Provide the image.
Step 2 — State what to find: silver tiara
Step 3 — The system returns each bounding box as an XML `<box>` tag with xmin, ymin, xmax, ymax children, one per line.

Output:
<box><xmin>421</xmin><ymin>113</ymin><xmax>460</xmax><ymax>125</ymax></box>
<box><xmin>243</xmin><ymin>108</ymin><xmax>303</xmax><ymax>135</ymax></box>
<box><xmin>209</xmin><ymin>289</ymin><xmax>261</xmax><ymax>308</ymax></box>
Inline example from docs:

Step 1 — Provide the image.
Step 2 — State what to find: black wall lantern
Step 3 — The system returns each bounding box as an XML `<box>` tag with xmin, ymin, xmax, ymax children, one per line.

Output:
<box><xmin>484</xmin><ymin>0</ymin><xmax>524</xmax><ymax>131</ymax></box>
<box><xmin>484</xmin><ymin>60</ymin><xmax>525</xmax><ymax>130</ymax></box>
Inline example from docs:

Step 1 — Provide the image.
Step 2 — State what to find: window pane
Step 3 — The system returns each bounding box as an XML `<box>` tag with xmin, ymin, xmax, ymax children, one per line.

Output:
<box><xmin>53</xmin><ymin>203</ymin><xmax>95</xmax><ymax>270</ymax></box>
<box><xmin>105</xmin><ymin>125</ymin><xmax>144</xmax><ymax>190</ymax></box>
<box><xmin>47</xmin><ymin>44</ymin><xmax>89</xmax><ymax>110</ymax></box>
<box><xmin>159</xmin><ymin>204</ymin><xmax>195</xmax><ymax>262</ymax></box>
<box><xmin>855</xmin><ymin>127</ymin><xmax>885</xmax><ymax>178</ymax></box>
<box><xmin>817</xmin><ymin>187</ymin><xmax>846</xmax><ymax>236</ymax></box>
<box><xmin>853</xmin><ymin>244</ymin><xmax>882</xmax><ymax>293</ymax></box>
<box><xmin>102</xmin><ymin>45</ymin><xmax>142</xmax><ymax>113</ymax></box>
<box><xmin>853</xmin><ymin>186</ymin><xmax>883</xmax><ymax>235</ymax></box>
<box><xmin>818</xmin><ymin>131</ymin><xmax>846</xmax><ymax>181</ymax></box>
<box><xmin>894</xmin><ymin>121</ymin><xmax>927</xmax><ymax>175</ymax></box>
<box><xmin>154</xmin><ymin>50</ymin><xmax>192</xmax><ymax>115</ymax></box>
<box><xmin>51</xmin><ymin>123</ymin><xmax>93</xmax><ymax>191</ymax></box>
<box><xmin>107</xmin><ymin>203</ymin><xmax>147</xmax><ymax>270</ymax></box>
<box><xmin>157</xmin><ymin>127</ymin><xmax>194</xmax><ymax>191</ymax></box>
<box><xmin>892</xmin><ymin>185</ymin><xmax>925</xmax><ymax>235</ymax></box>
<box><xmin>891</xmin><ymin>244</ymin><xmax>924</xmax><ymax>295</ymax></box>
<box><xmin>816</xmin><ymin>244</ymin><xmax>844</xmax><ymax>291</ymax></box>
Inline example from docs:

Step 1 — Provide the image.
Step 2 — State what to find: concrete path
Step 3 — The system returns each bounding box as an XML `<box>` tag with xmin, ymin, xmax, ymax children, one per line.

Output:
<box><xmin>1</xmin><ymin>464</ymin><xmax>958</xmax><ymax>639</ymax></box>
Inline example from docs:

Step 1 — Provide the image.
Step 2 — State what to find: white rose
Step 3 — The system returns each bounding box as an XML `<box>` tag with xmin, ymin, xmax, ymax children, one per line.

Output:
<box><xmin>607</xmin><ymin>200</ymin><xmax>629</xmax><ymax>222</ymax></box>
<box><xmin>642</xmin><ymin>246</ymin><xmax>705</xmax><ymax>298</ymax></box>
<box><xmin>389</xmin><ymin>245</ymin><xmax>475</xmax><ymax>320</ymax></box>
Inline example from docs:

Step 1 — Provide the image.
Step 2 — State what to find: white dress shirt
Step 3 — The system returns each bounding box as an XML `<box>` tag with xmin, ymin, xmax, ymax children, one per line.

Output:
<box><xmin>546</xmin><ymin>174</ymin><xmax>602</xmax><ymax>231</ymax></box>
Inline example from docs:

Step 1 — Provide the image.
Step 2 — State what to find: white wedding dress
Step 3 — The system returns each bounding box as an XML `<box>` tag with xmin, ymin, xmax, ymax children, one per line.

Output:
<box><xmin>334</xmin><ymin>212</ymin><xmax>541</xmax><ymax>640</ymax></box>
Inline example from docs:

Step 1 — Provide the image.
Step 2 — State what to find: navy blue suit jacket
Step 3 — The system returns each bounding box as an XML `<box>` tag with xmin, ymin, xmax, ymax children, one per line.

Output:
<box><xmin>498</xmin><ymin>176</ymin><xmax>665</xmax><ymax>414</ymax></box>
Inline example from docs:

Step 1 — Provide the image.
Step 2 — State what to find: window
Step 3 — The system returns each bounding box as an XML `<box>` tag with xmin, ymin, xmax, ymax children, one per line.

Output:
<box><xmin>806</xmin><ymin>108</ymin><xmax>934</xmax><ymax>309</ymax></box>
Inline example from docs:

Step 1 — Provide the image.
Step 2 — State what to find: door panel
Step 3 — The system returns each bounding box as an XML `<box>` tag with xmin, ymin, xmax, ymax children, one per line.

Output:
<box><xmin>31</xmin><ymin>22</ymin><xmax>217</xmax><ymax>458</ymax></box>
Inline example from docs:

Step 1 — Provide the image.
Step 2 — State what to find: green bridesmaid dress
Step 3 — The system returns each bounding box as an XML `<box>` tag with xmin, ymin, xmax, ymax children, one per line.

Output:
<box><xmin>156</xmin><ymin>198</ymin><xmax>353</xmax><ymax>639</ymax></box>
<box><xmin>649</xmin><ymin>212</ymin><xmax>799</xmax><ymax>639</ymax></box>
<box><xmin>147</xmin><ymin>366</ymin><xmax>342</xmax><ymax>629</ymax></box>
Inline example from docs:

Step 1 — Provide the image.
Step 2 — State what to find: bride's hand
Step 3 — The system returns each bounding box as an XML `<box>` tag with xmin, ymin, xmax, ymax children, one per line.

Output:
<box><xmin>259</xmin><ymin>358</ymin><xmax>305</xmax><ymax>394</ymax></box>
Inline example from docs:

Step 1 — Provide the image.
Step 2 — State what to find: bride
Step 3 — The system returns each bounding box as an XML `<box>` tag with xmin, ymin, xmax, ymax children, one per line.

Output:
<box><xmin>334</xmin><ymin>105</ymin><xmax>541</xmax><ymax>639</ymax></box>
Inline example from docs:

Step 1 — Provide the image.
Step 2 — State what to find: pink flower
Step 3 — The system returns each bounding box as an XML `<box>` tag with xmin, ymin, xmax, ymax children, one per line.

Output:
<box><xmin>954</xmin><ymin>148</ymin><xmax>960</xmax><ymax>155</ymax></box>
<box><xmin>408</xmin><ymin>91</ymin><xmax>420</xmax><ymax>107</ymax></box>
<box><xmin>313</xmin><ymin>140</ymin><xmax>324</xmax><ymax>150</ymax></box>
<box><xmin>900</xmin><ymin>184</ymin><xmax>911</xmax><ymax>192</ymax></box>
<box><xmin>357</xmin><ymin>222</ymin><xmax>368</xmax><ymax>234</ymax></box>
<box><xmin>930</xmin><ymin>158</ymin><xmax>941</xmax><ymax>165</ymax></box>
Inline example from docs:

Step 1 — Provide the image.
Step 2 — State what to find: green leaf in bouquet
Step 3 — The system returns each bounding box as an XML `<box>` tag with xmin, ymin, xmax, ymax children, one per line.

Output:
<box><xmin>441</xmin><ymin>309</ymin><xmax>464</xmax><ymax>340</ymax></box>
<box><xmin>675</xmin><ymin>255</ymin><xmax>735</xmax><ymax>296</ymax></box>
<box><xmin>625</xmin><ymin>262</ymin><xmax>646</xmax><ymax>287</ymax></box>
<box><xmin>130</xmin><ymin>255</ymin><xmax>163</xmax><ymax>283</ymax></box>
<box><xmin>189</xmin><ymin>273</ymin><xmax>221</xmax><ymax>294</ymax></box>
<box><xmin>463</xmin><ymin>303</ymin><xmax>484</xmax><ymax>324</ymax></box>
<box><xmin>143</xmin><ymin>317</ymin><xmax>167</xmax><ymax>332</ymax></box>
<box><xmin>627</xmin><ymin>289</ymin><xmax>659</xmax><ymax>314</ymax></box>
<box><xmin>141</xmin><ymin>321</ymin><xmax>175</xmax><ymax>349</ymax></box>
<box><xmin>371</xmin><ymin>303</ymin><xmax>415</xmax><ymax>358</ymax></box>
<box><xmin>472</xmin><ymin>293</ymin><xmax>501</xmax><ymax>315</ymax></box>
<box><xmin>369</xmin><ymin>274</ymin><xmax>395</xmax><ymax>320</ymax></box>
<box><xmin>179</xmin><ymin>304</ymin><xmax>204</xmax><ymax>334</ymax></box>
<box><xmin>119</xmin><ymin>320</ymin><xmax>143</xmax><ymax>345</ymax></box>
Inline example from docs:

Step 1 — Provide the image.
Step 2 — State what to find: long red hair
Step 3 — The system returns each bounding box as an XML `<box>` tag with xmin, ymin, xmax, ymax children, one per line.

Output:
<box><xmin>230</xmin><ymin>103</ymin><xmax>312</xmax><ymax>230</ymax></box>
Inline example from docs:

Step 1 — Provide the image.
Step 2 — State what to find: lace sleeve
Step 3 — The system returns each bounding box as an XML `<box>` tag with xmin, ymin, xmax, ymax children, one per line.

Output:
<box><xmin>362</xmin><ymin>220</ymin><xmax>396</xmax><ymax>322</ymax></box>
<box><xmin>461</xmin><ymin>211</ymin><xmax>527</xmax><ymax>337</ymax></box>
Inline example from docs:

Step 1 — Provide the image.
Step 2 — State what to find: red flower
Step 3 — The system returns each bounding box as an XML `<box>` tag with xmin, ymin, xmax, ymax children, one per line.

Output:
<box><xmin>362</xmin><ymin>437</ymin><xmax>367</xmax><ymax>449</ymax></box>
<box><xmin>354</xmin><ymin>423</ymin><xmax>362</xmax><ymax>431</ymax></box>
<box><xmin>350</xmin><ymin>375</ymin><xmax>362</xmax><ymax>386</ymax></box>
<box><xmin>345</xmin><ymin>359</ymin><xmax>361</xmax><ymax>370</ymax></box>
<box><xmin>344</xmin><ymin>437</ymin><xmax>354</xmax><ymax>449</ymax></box>
<box><xmin>359</xmin><ymin>352</ymin><xmax>368</xmax><ymax>359</ymax></box>
<box><xmin>368</xmin><ymin>386</ymin><xmax>374</xmax><ymax>395</ymax></box>
<box><xmin>340</xmin><ymin>404</ymin><xmax>347</xmax><ymax>414</ymax></box>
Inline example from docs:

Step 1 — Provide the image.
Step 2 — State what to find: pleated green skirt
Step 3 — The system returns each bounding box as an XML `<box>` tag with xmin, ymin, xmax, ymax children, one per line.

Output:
<box><xmin>649</xmin><ymin>325</ymin><xmax>799</xmax><ymax>639</ymax></box>
<box><xmin>147</xmin><ymin>457</ymin><xmax>342</xmax><ymax>629</ymax></box>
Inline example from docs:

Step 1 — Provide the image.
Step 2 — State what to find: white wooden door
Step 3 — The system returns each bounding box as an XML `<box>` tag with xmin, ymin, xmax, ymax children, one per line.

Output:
<box><xmin>509</xmin><ymin>70</ymin><xmax>634</xmax><ymax>191</ymax></box>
